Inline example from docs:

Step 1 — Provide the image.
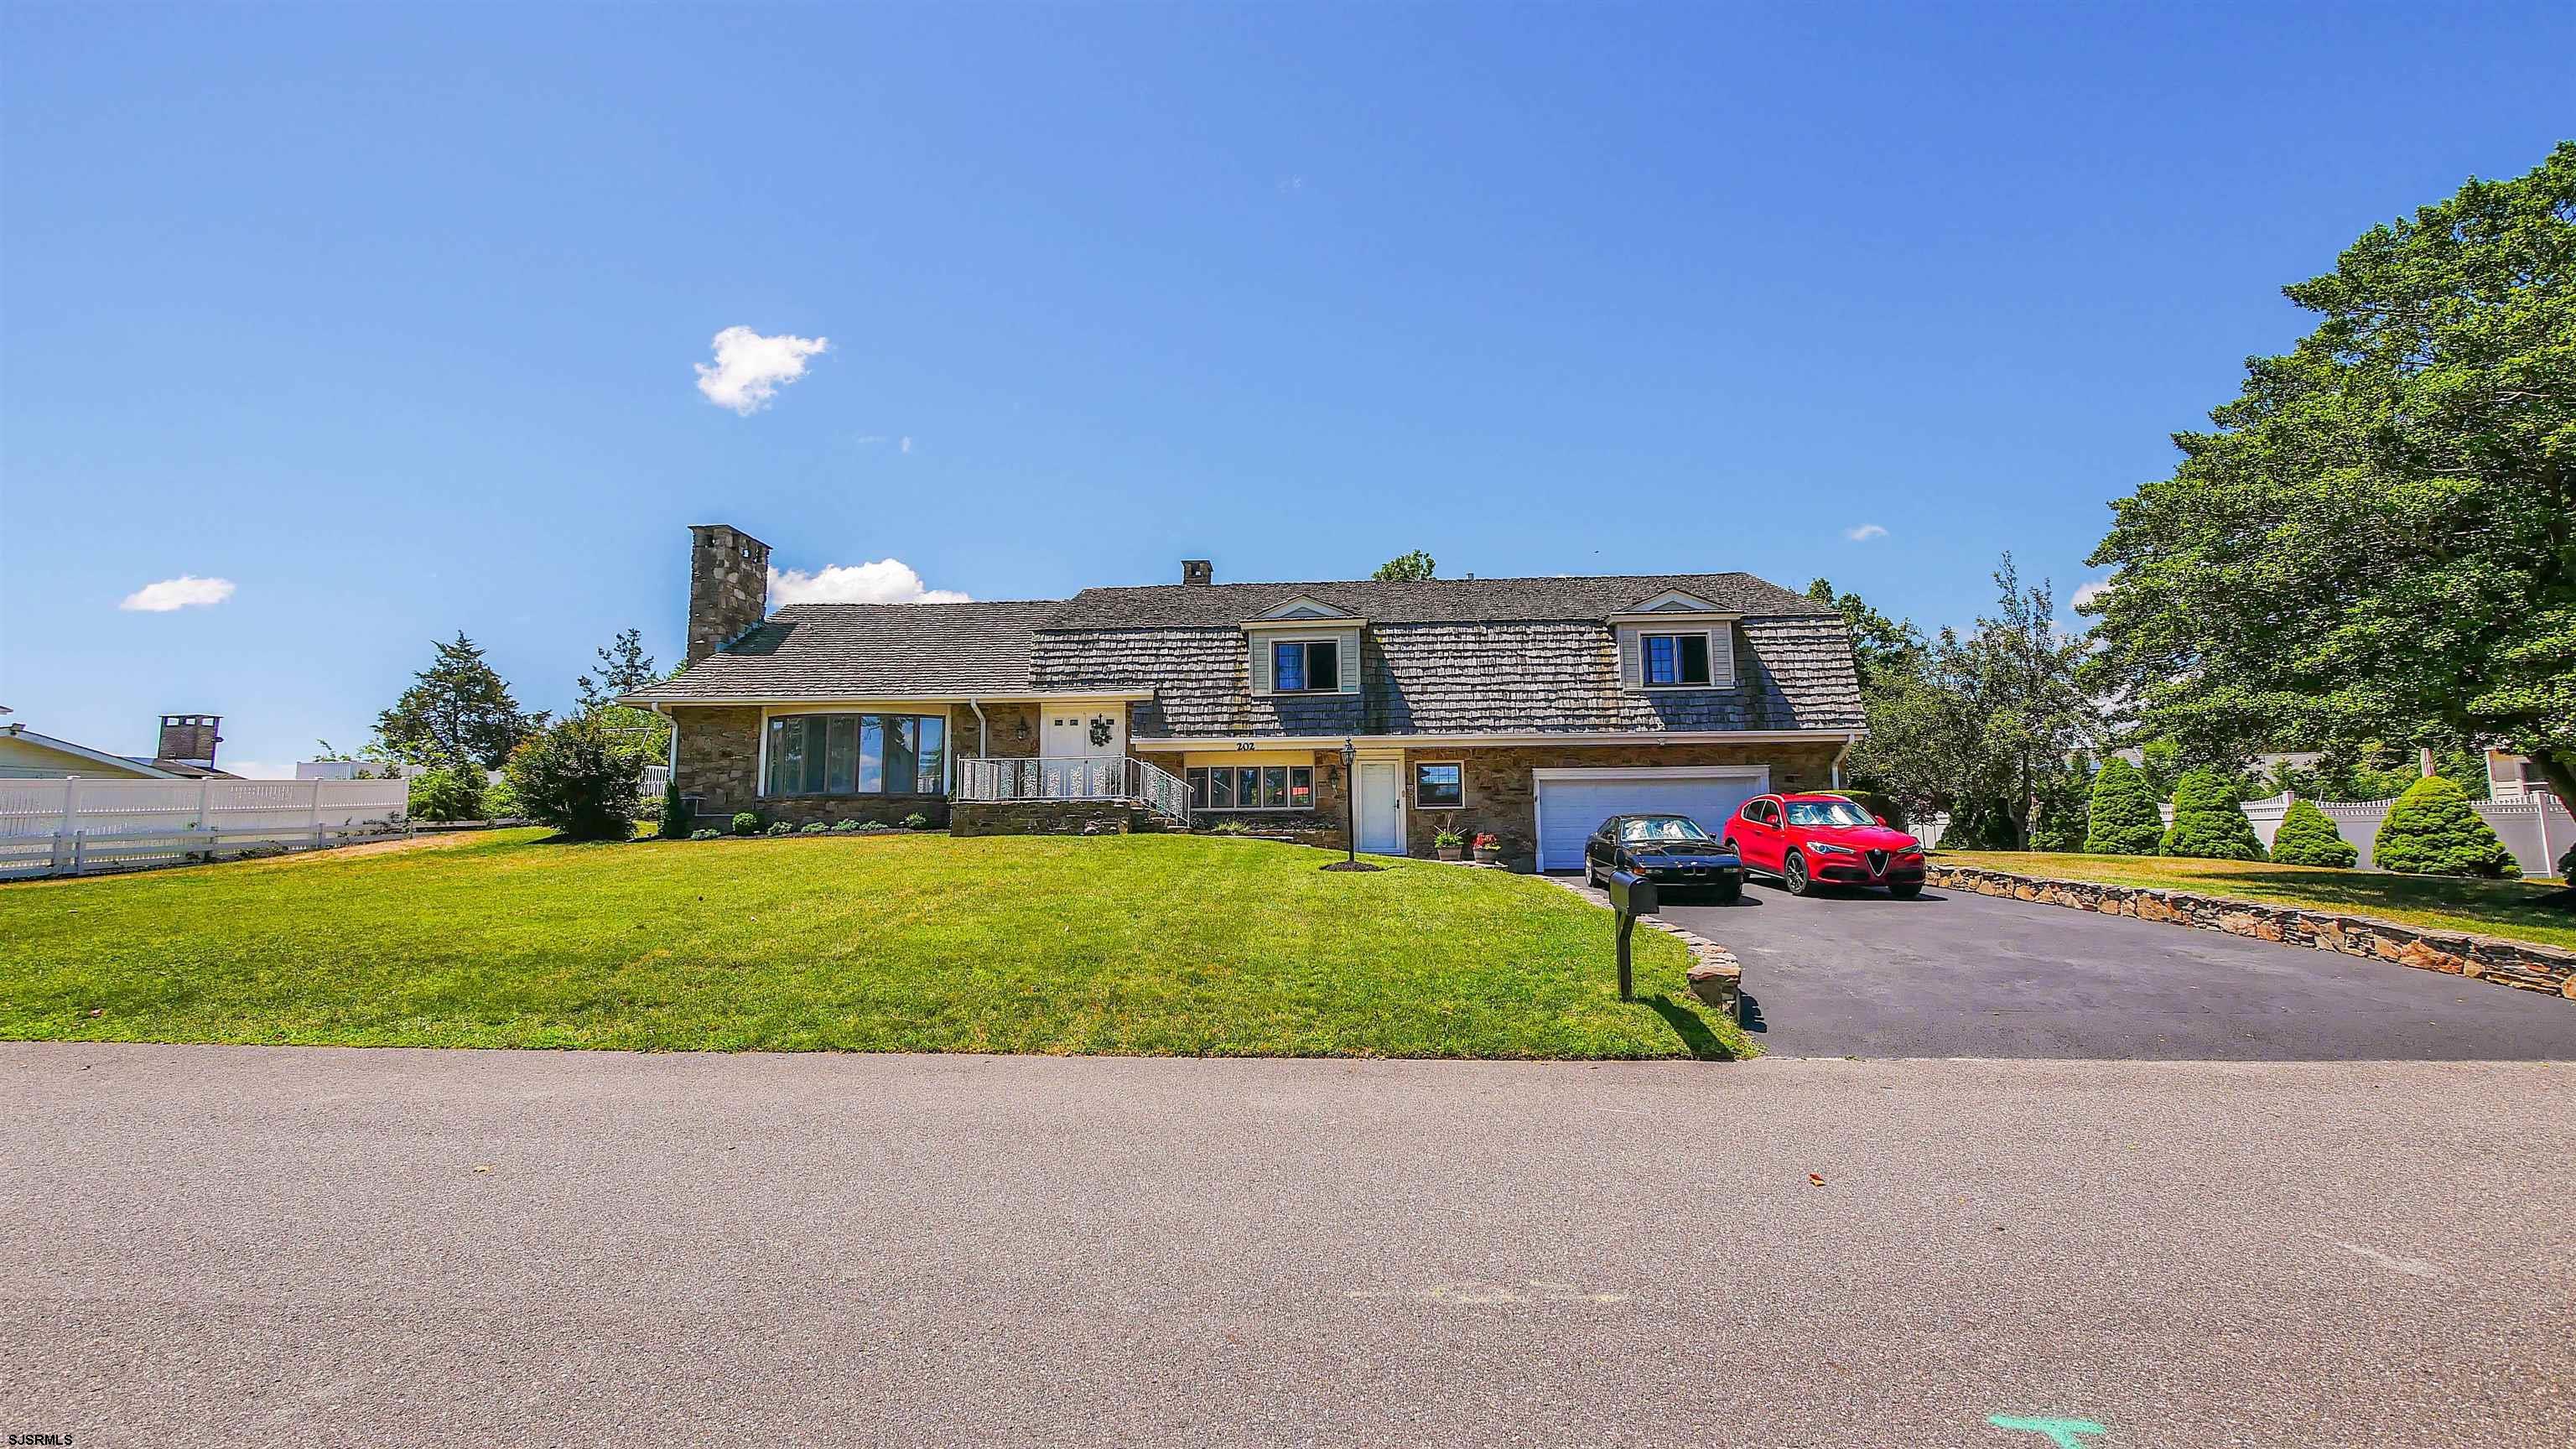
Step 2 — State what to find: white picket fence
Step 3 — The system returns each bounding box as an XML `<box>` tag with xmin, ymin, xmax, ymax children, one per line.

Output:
<box><xmin>0</xmin><ymin>777</ymin><xmax>412</xmax><ymax>880</ymax></box>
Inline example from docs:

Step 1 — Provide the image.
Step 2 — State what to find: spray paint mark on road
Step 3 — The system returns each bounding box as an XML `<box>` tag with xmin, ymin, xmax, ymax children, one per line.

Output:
<box><xmin>1345</xmin><ymin>1279</ymin><xmax>1629</xmax><ymax>1306</ymax></box>
<box><xmin>2311</xmin><ymin>1233</ymin><xmax>2441</xmax><ymax>1278</ymax></box>
<box><xmin>1989</xmin><ymin>1416</ymin><xmax>2108</xmax><ymax>1446</ymax></box>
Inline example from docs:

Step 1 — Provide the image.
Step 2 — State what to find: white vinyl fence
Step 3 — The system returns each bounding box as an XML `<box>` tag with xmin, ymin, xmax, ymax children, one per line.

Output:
<box><xmin>2149</xmin><ymin>790</ymin><xmax>2569</xmax><ymax>876</ymax></box>
<box><xmin>0</xmin><ymin>777</ymin><xmax>411</xmax><ymax>880</ymax></box>
<box><xmin>1912</xmin><ymin>789</ymin><xmax>2569</xmax><ymax>877</ymax></box>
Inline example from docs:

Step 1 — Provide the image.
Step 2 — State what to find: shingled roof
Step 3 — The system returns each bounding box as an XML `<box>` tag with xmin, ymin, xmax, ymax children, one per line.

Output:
<box><xmin>627</xmin><ymin>600</ymin><xmax>1059</xmax><ymax>703</ymax></box>
<box><xmin>1049</xmin><ymin>572</ymin><xmax>1835</xmax><ymax>629</ymax></box>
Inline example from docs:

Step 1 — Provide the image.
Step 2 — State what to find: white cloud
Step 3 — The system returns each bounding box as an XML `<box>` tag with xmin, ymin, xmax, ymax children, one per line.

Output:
<box><xmin>2071</xmin><ymin>578</ymin><xmax>2115</xmax><ymax>610</ymax></box>
<box><xmin>694</xmin><ymin>325</ymin><xmax>829</xmax><ymax>414</ymax></box>
<box><xmin>899</xmin><ymin>435</ymin><xmax>914</xmax><ymax>454</ymax></box>
<box><xmin>768</xmin><ymin>559</ymin><xmax>970</xmax><ymax>607</ymax></box>
<box><xmin>1844</xmin><ymin>523</ymin><xmax>1888</xmax><ymax>542</ymax></box>
<box><xmin>120</xmin><ymin>574</ymin><xmax>236</xmax><ymax>611</ymax></box>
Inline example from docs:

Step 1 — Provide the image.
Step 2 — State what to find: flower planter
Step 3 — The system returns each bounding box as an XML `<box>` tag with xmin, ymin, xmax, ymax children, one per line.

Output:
<box><xmin>1436</xmin><ymin>846</ymin><xmax>1464</xmax><ymax>861</ymax></box>
<box><xmin>1472</xmin><ymin>848</ymin><xmax>1501</xmax><ymax>865</ymax></box>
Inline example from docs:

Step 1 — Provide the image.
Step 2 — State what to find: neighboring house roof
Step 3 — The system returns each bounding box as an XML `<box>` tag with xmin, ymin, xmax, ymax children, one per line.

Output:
<box><xmin>1048</xmin><ymin>573</ymin><xmax>1836</xmax><ymax>630</ymax></box>
<box><xmin>126</xmin><ymin>757</ymin><xmax>236</xmax><ymax>778</ymax></box>
<box><xmin>0</xmin><ymin>724</ymin><xmax>189</xmax><ymax>779</ymax></box>
<box><xmin>628</xmin><ymin>600</ymin><xmax>1062</xmax><ymax>704</ymax></box>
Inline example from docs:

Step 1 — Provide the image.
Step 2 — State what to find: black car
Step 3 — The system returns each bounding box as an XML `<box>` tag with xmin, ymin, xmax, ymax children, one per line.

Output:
<box><xmin>1581</xmin><ymin>813</ymin><xmax>1745</xmax><ymax>901</ymax></box>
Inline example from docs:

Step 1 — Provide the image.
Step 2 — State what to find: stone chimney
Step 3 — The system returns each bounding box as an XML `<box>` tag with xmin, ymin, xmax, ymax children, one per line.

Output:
<box><xmin>688</xmin><ymin>524</ymin><xmax>772</xmax><ymax>664</ymax></box>
<box><xmin>158</xmin><ymin>714</ymin><xmax>221</xmax><ymax>766</ymax></box>
<box><xmin>1182</xmin><ymin>559</ymin><xmax>1213</xmax><ymax>586</ymax></box>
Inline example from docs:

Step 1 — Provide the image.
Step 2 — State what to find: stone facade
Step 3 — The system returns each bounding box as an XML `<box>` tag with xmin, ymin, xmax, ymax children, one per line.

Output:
<box><xmin>962</xmin><ymin>703</ymin><xmax>1041</xmax><ymax>759</ymax></box>
<box><xmin>670</xmin><ymin>704</ymin><xmax>951</xmax><ymax>830</ymax></box>
<box><xmin>1400</xmin><ymin>740</ymin><xmax>1842</xmax><ymax>869</ymax></box>
<box><xmin>1929</xmin><ymin>863</ymin><xmax>2576</xmax><ymax>1000</ymax></box>
<box><xmin>687</xmin><ymin>524</ymin><xmax>771</xmax><ymax>665</ymax></box>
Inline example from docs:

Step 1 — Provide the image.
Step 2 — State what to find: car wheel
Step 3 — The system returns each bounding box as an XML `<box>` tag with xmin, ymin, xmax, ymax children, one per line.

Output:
<box><xmin>1888</xmin><ymin>880</ymin><xmax>1922</xmax><ymax>901</ymax></box>
<box><xmin>1784</xmin><ymin>851</ymin><xmax>1815</xmax><ymax>896</ymax></box>
<box><xmin>1584</xmin><ymin>859</ymin><xmax>1601</xmax><ymax>886</ymax></box>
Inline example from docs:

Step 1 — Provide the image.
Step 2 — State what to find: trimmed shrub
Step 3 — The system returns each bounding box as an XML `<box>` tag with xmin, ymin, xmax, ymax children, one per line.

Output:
<box><xmin>2373</xmin><ymin>776</ymin><xmax>2519</xmax><ymax>877</ymax></box>
<box><xmin>2084</xmin><ymin>756</ymin><xmax>2162</xmax><ymax>854</ymax></box>
<box><xmin>2159</xmin><ymin>767</ymin><xmax>2265</xmax><ymax>860</ymax></box>
<box><xmin>2267</xmin><ymin>799</ymin><xmax>2357</xmax><ymax>868</ymax></box>
<box><xmin>659</xmin><ymin>781</ymin><xmax>691</xmax><ymax>841</ymax></box>
<box><xmin>731</xmin><ymin>812</ymin><xmax>761</xmax><ymax>837</ymax></box>
<box><xmin>503</xmin><ymin>717</ymin><xmax>643</xmax><ymax>842</ymax></box>
<box><xmin>766</xmin><ymin>820</ymin><xmax>794</xmax><ymax>837</ymax></box>
<box><xmin>801</xmin><ymin>822</ymin><xmax>828</xmax><ymax>834</ymax></box>
<box><xmin>901</xmin><ymin>812</ymin><xmax>932</xmax><ymax>830</ymax></box>
<box><xmin>407</xmin><ymin>764</ymin><xmax>485</xmax><ymax>823</ymax></box>
<box><xmin>688</xmin><ymin>828</ymin><xmax>720</xmax><ymax>841</ymax></box>
<box><xmin>832</xmin><ymin>819</ymin><xmax>863</xmax><ymax>834</ymax></box>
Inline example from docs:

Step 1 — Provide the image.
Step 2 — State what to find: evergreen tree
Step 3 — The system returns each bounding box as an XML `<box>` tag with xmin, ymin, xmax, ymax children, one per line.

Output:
<box><xmin>2159</xmin><ymin>766</ymin><xmax>2266</xmax><ymax>860</ymax></box>
<box><xmin>2083</xmin><ymin>756</ymin><xmax>2163</xmax><ymax>854</ymax></box>
<box><xmin>658</xmin><ymin>778</ymin><xmax>691</xmax><ymax>840</ymax></box>
<box><xmin>575</xmin><ymin>628</ymin><xmax>661</xmax><ymax>713</ymax></box>
<box><xmin>2372</xmin><ymin>776</ymin><xmax>2519</xmax><ymax>877</ymax></box>
<box><xmin>2268</xmin><ymin>798</ymin><xmax>2358</xmax><ymax>868</ymax></box>
<box><xmin>377</xmin><ymin>633</ymin><xmax>532</xmax><ymax>771</ymax></box>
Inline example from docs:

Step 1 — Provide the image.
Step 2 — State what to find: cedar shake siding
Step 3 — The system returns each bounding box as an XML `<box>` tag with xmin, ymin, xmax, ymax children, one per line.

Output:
<box><xmin>1032</xmin><ymin>615</ymin><xmax>1859</xmax><ymax>739</ymax></box>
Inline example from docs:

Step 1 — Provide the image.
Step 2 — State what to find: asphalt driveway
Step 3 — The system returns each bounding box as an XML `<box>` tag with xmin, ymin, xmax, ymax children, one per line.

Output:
<box><xmin>1655</xmin><ymin>880</ymin><xmax>2576</xmax><ymax>1060</ymax></box>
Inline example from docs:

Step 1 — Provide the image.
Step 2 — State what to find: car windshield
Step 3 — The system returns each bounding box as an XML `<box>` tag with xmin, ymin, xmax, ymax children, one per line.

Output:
<box><xmin>1784</xmin><ymin>799</ymin><xmax>1874</xmax><ymax>828</ymax></box>
<box><xmin>1618</xmin><ymin>817</ymin><xmax>1710</xmax><ymax>844</ymax></box>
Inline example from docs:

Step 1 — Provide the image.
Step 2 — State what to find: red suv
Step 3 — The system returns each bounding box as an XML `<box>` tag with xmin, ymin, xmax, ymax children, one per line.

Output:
<box><xmin>1723</xmin><ymin>792</ymin><xmax>1926</xmax><ymax>898</ymax></box>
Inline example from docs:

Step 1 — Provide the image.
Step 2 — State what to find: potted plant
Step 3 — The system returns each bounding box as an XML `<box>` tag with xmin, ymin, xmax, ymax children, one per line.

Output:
<box><xmin>1471</xmin><ymin>832</ymin><xmax>1502</xmax><ymax>865</ymax></box>
<box><xmin>1434</xmin><ymin>827</ymin><xmax>1466</xmax><ymax>861</ymax></box>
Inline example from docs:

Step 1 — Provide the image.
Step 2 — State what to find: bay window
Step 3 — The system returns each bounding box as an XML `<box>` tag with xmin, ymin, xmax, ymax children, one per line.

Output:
<box><xmin>764</xmin><ymin>713</ymin><xmax>946</xmax><ymax>797</ymax></box>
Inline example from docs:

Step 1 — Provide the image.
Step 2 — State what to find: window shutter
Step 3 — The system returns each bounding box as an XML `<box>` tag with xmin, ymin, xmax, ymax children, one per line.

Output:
<box><xmin>1252</xmin><ymin>638</ymin><xmax>1274</xmax><ymax>694</ymax></box>
<box><xmin>1617</xmin><ymin>626</ymin><xmax>1643</xmax><ymax>690</ymax></box>
<box><xmin>1340</xmin><ymin>629</ymin><xmax>1361</xmax><ymax>692</ymax></box>
<box><xmin>1711</xmin><ymin>625</ymin><xmax>1737</xmax><ymax>685</ymax></box>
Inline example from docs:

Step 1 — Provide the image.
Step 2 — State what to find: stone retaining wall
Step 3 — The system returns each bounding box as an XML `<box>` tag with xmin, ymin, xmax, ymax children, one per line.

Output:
<box><xmin>1928</xmin><ymin>864</ymin><xmax>2576</xmax><ymax>1000</ymax></box>
<box><xmin>951</xmin><ymin>801</ymin><xmax>1135</xmax><ymax>838</ymax></box>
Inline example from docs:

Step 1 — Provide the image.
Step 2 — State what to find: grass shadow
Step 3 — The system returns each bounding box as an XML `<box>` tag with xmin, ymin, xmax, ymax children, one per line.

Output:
<box><xmin>1642</xmin><ymin>992</ymin><xmax>1742</xmax><ymax>1061</ymax></box>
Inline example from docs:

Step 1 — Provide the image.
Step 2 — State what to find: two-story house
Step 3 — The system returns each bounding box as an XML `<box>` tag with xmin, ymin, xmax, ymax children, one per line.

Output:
<box><xmin>628</xmin><ymin>525</ymin><xmax>1864</xmax><ymax>871</ymax></box>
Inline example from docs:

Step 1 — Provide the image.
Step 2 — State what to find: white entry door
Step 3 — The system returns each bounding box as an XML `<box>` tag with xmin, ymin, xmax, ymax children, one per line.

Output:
<box><xmin>1041</xmin><ymin>707</ymin><xmax>1124</xmax><ymax>759</ymax></box>
<box><xmin>1357</xmin><ymin>761</ymin><xmax>1405</xmax><ymax>854</ymax></box>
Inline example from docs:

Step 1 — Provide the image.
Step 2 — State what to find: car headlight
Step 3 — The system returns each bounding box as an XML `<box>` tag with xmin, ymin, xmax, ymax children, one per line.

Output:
<box><xmin>1897</xmin><ymin>845</ymin><xmax>1923</xmax><ymax>857</ymax></box>
<box><xmin>1806</xmin><ymin>840</ymin><xmax>1855</xmax><ymax>854</ymax></box>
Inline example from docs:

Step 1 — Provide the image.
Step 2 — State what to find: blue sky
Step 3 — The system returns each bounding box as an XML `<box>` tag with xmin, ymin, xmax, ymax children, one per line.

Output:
<box><xmin>3</xmin><ymin>3</ymin><xmax>2568</xmax><ymax>776</ymax></box>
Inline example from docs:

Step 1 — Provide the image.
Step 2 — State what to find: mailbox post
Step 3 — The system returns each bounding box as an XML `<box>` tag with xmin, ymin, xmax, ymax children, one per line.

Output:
<box><xmin>1606</xmin><ymin>870</ymin><xmax>1659</xmax><ymax>1001</ymax></box>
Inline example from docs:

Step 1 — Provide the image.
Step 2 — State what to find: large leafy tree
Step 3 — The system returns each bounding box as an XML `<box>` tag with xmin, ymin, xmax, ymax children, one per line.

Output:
<box><xmin>376</xmin><ymin>633</ymin><xmax>533</xmax><ymax>771</ymax></box>
<box><xmin>1805</xmin><ymin>578</ymin><xmax>1926</xmax><ymax>692</ymax></box>
<box><xmin>1850</xmin><ymin>556</ymin><xmax>2099</xmax><ymax>848</ymax></box>
<box><xmin>2085</xmin><ymin>143</ymin><xmax>2576</xmax><ymax>804</ymax></box>
<box><xmin>1372</xmin><ymin>549</ymin><xmax>1436</xmax><ymax>581</ymax></box>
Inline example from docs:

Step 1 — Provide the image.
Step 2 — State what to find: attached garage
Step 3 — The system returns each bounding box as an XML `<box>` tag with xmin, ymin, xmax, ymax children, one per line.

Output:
<box><xmin>1531</xmin><ymin>766</ymin><xmax>1771</xmax><ymax>873</ymax></box>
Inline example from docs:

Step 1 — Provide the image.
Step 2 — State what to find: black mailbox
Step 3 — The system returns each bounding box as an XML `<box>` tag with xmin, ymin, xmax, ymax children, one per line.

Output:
<box><xmin>1607</xmin><ymin>870</ymin><xmax>1659</xmax><ymax>918</ymax></box>
<box><xmin>1606</xmin><ymin>870</ymin><xmax>1658</xmax><ymax>1001</ymax></box>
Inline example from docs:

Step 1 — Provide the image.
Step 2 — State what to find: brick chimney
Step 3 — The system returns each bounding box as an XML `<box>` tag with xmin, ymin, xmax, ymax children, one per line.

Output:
<box><xmin>688</xmin><ymin>524</ymin><xmax>771</xmax><ymax>664</ymax></box>
<box><xmin>158</xmin><ymin>714</ymin><xmax>221</xmax><ymax>766</ymax></box>
<box><xmin>1182</xmin><ymin>559</ymin><xmax>1213</xmax><ymax>586</ymax></box>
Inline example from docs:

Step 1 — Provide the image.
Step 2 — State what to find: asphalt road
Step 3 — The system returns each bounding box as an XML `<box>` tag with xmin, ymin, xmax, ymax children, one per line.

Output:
<box><xmin>6</xmin><ymin>1042</ymin><xmax>2572</xmax><ymax>1448</ymax></box>
<box><xmin>1655</xmin><ymin>880</ymin><xmax>2576</xmax><ymax>1060</ymax></box>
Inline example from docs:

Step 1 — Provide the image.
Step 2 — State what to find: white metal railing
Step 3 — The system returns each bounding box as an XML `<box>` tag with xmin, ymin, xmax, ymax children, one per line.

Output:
<box><xmin>953</xmin><ymin>756</ymin><xmax>1192</xmax><ymax>823</ymax></box>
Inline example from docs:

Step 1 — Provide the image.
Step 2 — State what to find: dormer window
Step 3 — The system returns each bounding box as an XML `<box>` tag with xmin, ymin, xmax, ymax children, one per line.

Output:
<box><xmin>1273</xmin><ymin>637</ymin><xmax>1340</xmax><ymax>693</ymax></box>
<box><xmin>1643</xmin><ymin>631</ymin><xmax>1713</xmax><ymax>688</ymax></box>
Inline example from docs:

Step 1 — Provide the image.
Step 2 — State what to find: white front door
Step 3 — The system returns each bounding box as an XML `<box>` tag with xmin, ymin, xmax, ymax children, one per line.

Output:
<box><xmin>1041</xmin><ymin>707</ymin><xmax>1124</xmax><ymax>759</ymax></box>
<box><xmin>1357</xmin><ymin>761</ymin><xmax>1405</xmax><ymax>854</ymax></box>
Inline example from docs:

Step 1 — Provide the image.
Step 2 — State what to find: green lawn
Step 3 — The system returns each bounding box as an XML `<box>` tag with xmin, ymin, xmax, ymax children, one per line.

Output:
<box><xmin>1938</xmin><ymin>851</ymin><xmax>2576</xmax><ymax>951</ymax></box>
<box><xmin>0</xmin><ymin>830</ymin><xmax>1739</xmax><ymax>1060</ymax></box>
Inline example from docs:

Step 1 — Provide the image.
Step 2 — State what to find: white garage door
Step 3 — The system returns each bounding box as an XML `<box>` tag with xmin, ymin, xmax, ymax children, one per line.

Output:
<box><xmin>1533</xmin><ymin>768</ymin><xmax>1771</xmax><ymax>873</ymax></box>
